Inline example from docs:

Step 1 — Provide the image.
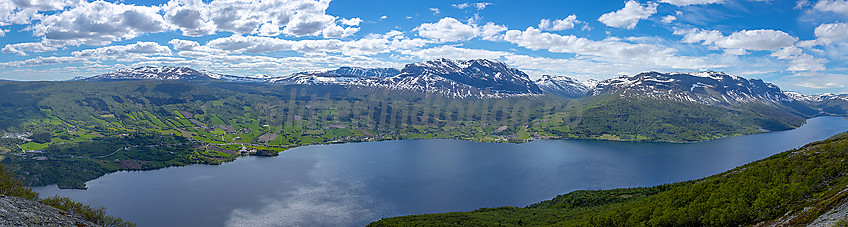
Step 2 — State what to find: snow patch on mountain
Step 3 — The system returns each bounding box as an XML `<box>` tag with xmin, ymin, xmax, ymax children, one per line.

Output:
<box><xmin>534</xmin><ymin>75</ymin><xmax>590</xmax><ymax>98</ymax></box>
<box><xmin>77</xmin><ymin>66</ymin><xmax>217</xmax><ymax>81</ymax></box>
<box><xmin>592</xmin><ymin>71</ymin><xmax>794</xmax><ymax>105</ymax></box>
<box><xmin>365</xmin><ymin>58</ymin><xmax>543</xmax><ymax>98</ymax></box>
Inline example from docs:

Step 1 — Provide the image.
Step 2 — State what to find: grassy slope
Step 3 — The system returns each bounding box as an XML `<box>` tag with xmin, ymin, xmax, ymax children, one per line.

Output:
<box><xmin>556</xmin><ymin>94</ymin><xmax>809</xmax><ymax>142</ymax></box>
<box><xmin>370</xmin><ymin>131</ymin><xmax>848</xmax><ymax>226</ymax></box>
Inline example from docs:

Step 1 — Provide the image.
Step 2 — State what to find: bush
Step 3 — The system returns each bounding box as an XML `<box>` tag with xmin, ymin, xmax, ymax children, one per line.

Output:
<box><xmin>40</xmin><ymin>196</ymin><xmax>135</xmax><ymax>227</ymax></box>
<box><xmin>0</xmin><ymin>164</ymin><xmax>38</xmax><ymax>200</ymax></box>
<box><xmin>0</xmin><ymin>163</ymin><xmax>135</xmax><ymax>226</ymax></box>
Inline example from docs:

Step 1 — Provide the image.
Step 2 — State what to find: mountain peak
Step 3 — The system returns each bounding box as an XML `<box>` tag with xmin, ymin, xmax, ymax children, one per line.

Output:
<box><xmin>535</xmin><ymin>75</ymin><xmax>590</xmax><ymax>98</ymax></box>
<box><xmin>77</xmin><ymin>66</ymin><xmax>217</xmax><ymax>81</ymax></box>
<box><xmin>593</xmin><ymin>71</ymin><xmax>792</xmax><ymax>105</ymax></box>
<box><xmin>384</xmin><ymin>58</ymin><xmax>542</xmax><ymax>97</ymax></box>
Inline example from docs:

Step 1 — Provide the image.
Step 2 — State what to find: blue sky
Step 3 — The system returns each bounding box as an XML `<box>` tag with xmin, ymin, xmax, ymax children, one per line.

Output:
<box><xmin>1</xmin><ymin>0</ymin><xmax>848</xmax><ymax>94</ymax></box>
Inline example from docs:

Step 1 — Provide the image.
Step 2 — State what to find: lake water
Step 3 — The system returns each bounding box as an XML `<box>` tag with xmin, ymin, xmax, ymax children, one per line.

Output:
<box><xmin>33</xmin><ymin>117</ymin><xmax>848</xmax><ymax>227</ymax></box>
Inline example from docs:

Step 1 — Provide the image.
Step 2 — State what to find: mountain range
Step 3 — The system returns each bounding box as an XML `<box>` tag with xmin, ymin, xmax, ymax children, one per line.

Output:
<box><xmin>74</xmin><ymin>58</ymin><xmax>845</xmax><ymax>112</ymax></box>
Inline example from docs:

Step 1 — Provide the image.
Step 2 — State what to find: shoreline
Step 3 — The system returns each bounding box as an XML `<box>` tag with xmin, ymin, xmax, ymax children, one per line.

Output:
<box><xmin>29</xmin><ymin>116</ymin><xmax>847</xmax><ymax>190</ymax></box>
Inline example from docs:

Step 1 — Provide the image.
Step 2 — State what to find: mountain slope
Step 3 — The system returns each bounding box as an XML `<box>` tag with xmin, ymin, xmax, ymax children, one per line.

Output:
<box><xmin>370</xmin><ymin>131</ymin><xmax>848</xmax><ymax>226</ymax></box>
<box><xmin>532</xmin><ymin>71</ymin><xmax>818</xmax><ymax>142</ymax></box>
<box><xmin>371</xmin><ymin>58</ymin><xmax>543</xmax><ymax>98</ymax></box>
<box><xmin>269</xmin><ymin>72</ymin><xmax>363</xmax><ymax>85</ymax></box>
<box><xmin>534</xmin><ymin>75</ymin><xmax>591</xmax><ymax>98</ymax></box>
<box><xmin>270</xmin><ymin>66</ymin><xmax>400</xmax><ymax>85</ymax></box>
<box><xmin>0</xmin><ymin>195</ymin><xmax>100</xmax><ymax>227</ymax></box>
<box><xmin>323</xmin><ymin>66</ymin><xmax>400</xmax><ymax>77</ymax></box>
<box><xmin>77</xmin><ymin>66</ymin><xmax>219</xmax><ymax>81</ymax></box>
<box><xmin>591</xmin><ymin>71</ymin><xmax>793</xmax><ymax>105</ymax></box>
<box><xmin>785</xmin><ymin>92</ymin><xmax>848</xmax><ymax>116</ymax></box>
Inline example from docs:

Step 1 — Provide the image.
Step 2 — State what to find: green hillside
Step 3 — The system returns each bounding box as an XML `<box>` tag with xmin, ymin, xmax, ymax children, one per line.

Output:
<box><xmin>370</xmin><ymin>130</ymin><xmax>848</xmax><ymax>226</ymax></box>
<box><xmin>559</xmin><ymin>94</ymin><xmax>808</xmax><ymax>142</ymax></box>
<box><xmin>0</xmin><ymin>80</ymin><xmax>825</xmax><ymax>188</ymax></box>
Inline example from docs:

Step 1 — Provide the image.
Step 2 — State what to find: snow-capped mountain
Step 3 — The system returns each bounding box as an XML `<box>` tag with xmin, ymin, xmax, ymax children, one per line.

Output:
<box><xmin>322</xmin><ymin>67</ymin><xmax>400</xmax><ymax>77</ymax></box>
<box><xmin>75</xmin><ymin>66</ymin><xmax>279</xmax><ymax>83</ymax></box>
<box><xmin>206</xmin><ymin>73</ymin><xmax>275</xmax><ymax>83</ymax></box>
<box><xmin>269</xmin><ymin>73</ymin><xmax>364</xmax><ymax>85</ymax></box>
<box><xmin>274</xmin><ymin>59</ymin><xmax>544</xmax><ymax>98</ymax></box>
<box><xmin>591</xmin><ymin>71</ymin><xmax>794</xmax><ymax>105</ymax></box>
<box><xmin>269</xmin><ymin>66</ymin><xmax>399</xmax><ymax>85</ymax></box>
<box><xmin>784</xmin><ymin>92</ymin><xmax>848</xmax><ymax>103</ymax></box>
<box><xmin>76</xmin><ymin>66</ymin><xmax>221</xmax><ymax>81</ymax></box>
<box><xmin>76</xmin><ymin>63</ymin><xmax>830</xmax><ymax>104</ymax></box>
<box><xmin>366</xmin><ymin>58</ymin><xmax>543</xmax><ymax>98</ymax></box>
<box><xmin>534</xmin><ymin>75</ymin><xmax>590</xmax><ymax>98</ymax></box>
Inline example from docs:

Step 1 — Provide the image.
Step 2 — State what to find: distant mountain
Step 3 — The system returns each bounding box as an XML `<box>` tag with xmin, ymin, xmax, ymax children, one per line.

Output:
<box><xmin>271</xmin><ymin>67</ymin><xmax>400</xmax><ymax>85</ymax></box>
<box><xmin>556</xmin><ymin>71</ymin><xmax>819</xmax><ymax>142</ymax></box>
<box><xmin>534</xmin><ymin>75</ymin><xmax>590</xmax><ymax>98</ymax></box>
<box><xmin>76</xmin><ymin>66</ymin><xmax>220</xmax><ymax>81</ymax></box>
<box><xmin>785</xmin><ymin>92</ymin><xmax>848</xmax><ymax>102</ymax></box>
<box><xmin>785</xmin><ymin>92</ymin><xmax>848</xmax><ymax>115</ymax></box>
<box><xmin>591</xmin><ymin>71</ymin><xmax>794</xmax><ymax>105</ymax></box>
<box><xmin>322</xmin><ymin>66</ymin><xmax>400</xmax><ymax>77</ymax></box>
<box><xmin>207</xmin><ymin>74</ymin><xmax>274</xmax><ymax>83</ymax></box>
<box><xmin>368</xmin><ymin>58</ymin><xmax>543</xmax><ymax>98</ymax></box>
<box><xmin>72</xmin><ymin>63</ymin><xmax>839</xmax><ymax>105</ymax></box>
<box><xmin>269</xmin><ymin>73</ymin><xmax>363</xmax><ymax>85</ymax></box>
<box><xmin>270</xmin><ymin>59</ymin><xmax>543</xmax><ymax>98</ymax></box>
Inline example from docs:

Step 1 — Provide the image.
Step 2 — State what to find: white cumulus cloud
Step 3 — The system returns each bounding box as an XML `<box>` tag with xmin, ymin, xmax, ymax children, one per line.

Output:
<box><xmin>452</xmin><ymin>2</ymin><xmax>492</xmax><ymax>10</ymax></box>
<box><xmin>415</xmin><ymin>17</ymin><xmax>479</xmax><ymax>42</ymax></box>
<box><xmin>71</xmin><ymin>41</ymin><xmax>173</xmax><ymax>61</ymax></box>
<box><xmin>813</xmin><ymin>22</ymin><xmax>848</xmax><ymax>45</ymax></box>
<box><xmin>31</xmin><ymin>1</ymin><xmax>169</xmax><ymax>46</ymax></box>
<box><xmin>598</xmin><ymin>0</ymin><xmax>658</xmax><ymax>29</ymax></box>
<box><xmin>2</xmin><ymin>41</ymin><xmax>58</xmax><ymax>56</ymax></box>
<box><xmin>539</xmin><ymin>15</ymin><xmax>580</xmax><ymax>31</ymax></box>
<box><xmin>814</xmin><ymin>0</ymin><xmax>848</xmax><ymax>16</ymax></box>
<box><xmin>770</xmin><ymin>46</ymin><xmax>827</xmax><ymax>71</ymax></box>
<box><xmin>661</xmin><ymin>15</ymin><xmax>677</xmax><ymax>23</ymax></box>
<box><xmin>161</xmin><ymin>0</ymin><xmax>358</xmax><ymax>38</ymax></box>
<box><xmin>660</xmin><ymin>0</ymin><xmax>724</xmax><ymax>6</ymax></box>
<box><xmin>675</xmin><ymin>28</ymin><xmax>798</xmax><ymax>51</ymax></box>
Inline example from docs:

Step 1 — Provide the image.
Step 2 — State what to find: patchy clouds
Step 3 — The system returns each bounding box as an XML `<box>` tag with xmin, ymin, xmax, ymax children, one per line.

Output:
<box><xmin>0</xmin><ymin>0</ymin><xmax>847</xmax><ymax>94</ymax></box>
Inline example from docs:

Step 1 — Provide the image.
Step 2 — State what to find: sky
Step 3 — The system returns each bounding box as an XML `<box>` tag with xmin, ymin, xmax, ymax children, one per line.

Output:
<box><xmin>1</xmin><ymin>0</ymin><xmax>847</xmax><ymax>94</ymax></box>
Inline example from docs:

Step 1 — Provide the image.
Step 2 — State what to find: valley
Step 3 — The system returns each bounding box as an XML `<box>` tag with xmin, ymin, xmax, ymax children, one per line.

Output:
<box><xmin>1</xmin><ymin>59</ymin><xmax>845</xmax><ymax>190</ymax></box>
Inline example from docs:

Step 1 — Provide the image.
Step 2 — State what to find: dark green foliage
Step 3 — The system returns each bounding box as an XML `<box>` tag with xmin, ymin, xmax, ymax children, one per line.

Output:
<box><xmin>40</xmin><ymin>196</ymin><xmax>135</xmax><ymax>226</ymax></box>
<box><xmin>560</xmin><ymin>95</ymin><xmax>806</xmax><ymax>142</ymax></box>
<box><xmin>0</xmin><ymin>164</ymin><xmax>38</xmax><ymax>200</ymax></box>
<box><xmin>252</xmin><ymin>149</ymin><xmax>279</xmax><ymax>157</ymax></box>
<box><xmin>371</xmin><ymin>131</ymin><xmax>848</xmax><ymax>226</ymax></box>
<box><xmin>527</xmin><ymin>184</ymin><xmax>681</xmax><ymax>209</ymax></box>
<box><xmin>5</xmin><ymin>133</ymin><xmax>204</xmax><ymax>189</ymax></box>
<box><xmin>29</xmin><ymin>132</ymin><xmax>51</xmax><ymax>144</ymax></box>
<box><xmin>0</xmin><ymin>138</ymin><xmax>23</xmax><ymax>153</ymax></box>
<box><xmin>7</xmin><ymin>159</ymin><xmax>112</xmax><ymax>189</ymax></box>
<box><xmin>0</xmin><ymin>163</ymin><xmax>133</xmax><ymax>226</ymax></box>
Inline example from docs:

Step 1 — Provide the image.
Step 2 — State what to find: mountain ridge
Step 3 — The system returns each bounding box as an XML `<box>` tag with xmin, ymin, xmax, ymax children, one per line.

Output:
<box><xmin>72</xmin><ymin>59</ymin><xmax>847</xmax><ymax>102</ymax></box>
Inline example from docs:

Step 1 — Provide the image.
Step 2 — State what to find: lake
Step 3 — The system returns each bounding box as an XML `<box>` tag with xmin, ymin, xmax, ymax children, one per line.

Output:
<box><xmin>33</xmin><ymin>116</ymin><xmax>848</xmax><ymax>227</ymax></box>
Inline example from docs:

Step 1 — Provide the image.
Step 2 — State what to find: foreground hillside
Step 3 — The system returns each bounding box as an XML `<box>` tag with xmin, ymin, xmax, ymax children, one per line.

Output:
<box><xmin>0</xmin><ymin>164</ymin><xmax>132</xmax><ymax>226</ymax></box>
<box><xmin>370</xmin><ymin>130</ymin><xmax>848</xmax><ymax>226</ymax></box>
